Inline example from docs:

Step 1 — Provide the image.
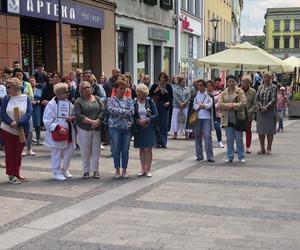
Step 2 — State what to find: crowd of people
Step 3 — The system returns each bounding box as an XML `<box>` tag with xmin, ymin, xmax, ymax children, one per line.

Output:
<box><xmin>0</xmin><ymin>62</ymin><xmax>289</xmax><ymax>184</ymax></box>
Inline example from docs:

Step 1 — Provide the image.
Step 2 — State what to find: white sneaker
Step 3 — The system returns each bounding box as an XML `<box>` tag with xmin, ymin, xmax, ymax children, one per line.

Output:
<box><xmin>225</xmin><ymin>159</ymin><xmax>232</xmax><ymax>163</ymax></box>
<box><xmin>62</xmin><ymin>169</ymin><xmax>72</xmax><ymax>178</ymax></box>
<box><xmin>53</xmin><ymin>173</ymin><xmax>66</xmax><ymax>181</ymax></box>
<box><xmin>145</xmin><ymin>171</ymin><xmax>152</xmax><ymax>177</ymax></box>
<box><xmin>240</xmin><ymin>158</ymin><xmax>246</xmax><ymax>163</ymax></box>
<box><xmin>218</xmin><ymin>141</ymin><xmax>225</xmax><ymax>148</ymax></box>
<box><xmin>101</xmin><ymin>144</ymin><xmax>105</xmax><ymax>150</ymax></box>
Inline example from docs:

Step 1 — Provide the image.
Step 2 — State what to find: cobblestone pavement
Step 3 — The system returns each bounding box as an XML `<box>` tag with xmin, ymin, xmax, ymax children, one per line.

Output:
<box><xmin>0</xmin><ymin>120</ymin><xmax>299</xmax><ymax>250</ymax></box>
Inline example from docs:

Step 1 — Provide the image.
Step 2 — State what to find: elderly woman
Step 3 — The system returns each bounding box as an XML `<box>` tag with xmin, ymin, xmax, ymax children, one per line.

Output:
<box><xmin>255</xmin><ymin>71</ymin><xmax>277</xmax><ymax>155</ymax></box>
<box><xmin>241</xmin><ymin>75</ymin><xmax>256</xmax><ymax>153</ymax></box>
<box><xmin>170</xmin><ymin>76</ymin><xmax>191</xmax><ymax>139</ymax></box>
<box><xmin>107</xmin><ymin>79</ymin><xmax>134</xmax><ymax>178</ymax></box>
<box><xmin>133</xmin><ymin>83</ymin><xmax>158</xmax><ymax>177</ymax></box>
<box><xmin>193</xmin><ymin>79</ymin><xmax>214</xmax><ymax>162</ymax></box>
<box><xmin>1</xmin><ymin>78</ymin><xmax>32</xmax><ymax>184</ymax></box>
<box><xmin>219</xmin><ymin>75</ymin><xmax>247</xmax><ymax>163</ymax></box>
<box><xmin>149</xmin><ymin>72</ymin><xmax>173</xmax><ymax>148</ymax></box>
<box><xmin>75</xmin><ymin>81</ymin><xmax>105</xmax><ymax>179</ymax></box>
<box><xmin>43</xmin><ymin>82</ymin><xmax>75</xmax><ymax>181</ymax></box>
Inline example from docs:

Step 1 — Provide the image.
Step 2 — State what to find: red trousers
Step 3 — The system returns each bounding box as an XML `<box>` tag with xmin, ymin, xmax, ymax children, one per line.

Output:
<box><xmin>1</xmin><ymin>130</ymin><xmax>25</xmax><ymax>177</ymax></box>
<box><xmin>245</xmin><ymin>121</ymin><xmax>252</xmax><ymax>148</ymax></box>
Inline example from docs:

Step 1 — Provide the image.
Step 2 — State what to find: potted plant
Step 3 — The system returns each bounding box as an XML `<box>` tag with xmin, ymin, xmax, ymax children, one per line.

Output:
<box><xmin>288</xmin><ymin>92</ymin><xmax>300</xmax><ymax>117</ymax></box>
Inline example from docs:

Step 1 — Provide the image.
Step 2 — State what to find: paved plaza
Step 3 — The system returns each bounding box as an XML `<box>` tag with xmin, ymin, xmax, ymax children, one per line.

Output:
<box><xmin>0</xmin><ymin>120</ymin><xmax>299</xmax><ymax>250</ymax></box>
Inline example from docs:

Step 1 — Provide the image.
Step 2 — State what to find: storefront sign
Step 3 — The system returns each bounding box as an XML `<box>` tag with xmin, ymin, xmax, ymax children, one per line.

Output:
<box><xmin>6</xmin><ymin>0</ymin><xmax>105</xmax><ymax>29</ymax></box>
<box><xmin>188</xmin><ymin>35</ymin><xmax>193</xmax><ymax>58</ymax></box>
<box><xmin>148</xmin><ymin>27</ymin><xmax>169</xmax><ymax>41</ymax></box>
<box><xmin>182</xmin><ymin>17</ymin><xmax>194</xmax><ymax>33</ymax></box>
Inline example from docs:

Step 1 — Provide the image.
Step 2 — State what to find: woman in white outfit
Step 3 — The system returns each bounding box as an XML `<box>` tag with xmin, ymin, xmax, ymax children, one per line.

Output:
<box><xmin>170</xmin><ymin>76</ymin><xmax>191</xmax><ymax>139</ymax></box>
<box><xmin>43</xmin><ymin>82</ymin><xmax>75</xmax><ymax>181</ymax></box>
<box><xmin>74</xmin><ymin>81</ymin><xmax>105</xmax><ymax>179</ymax></box>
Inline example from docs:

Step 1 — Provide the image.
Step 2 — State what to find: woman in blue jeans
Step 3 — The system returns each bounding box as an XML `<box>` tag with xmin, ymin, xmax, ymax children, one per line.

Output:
<box><xmin>219</xmin><ymin>75</ymin><xmax>247</xmax><ymax>163</ymax></box>
<box><xmin>107</xmin><ymin>79</ymin><xmax>134</xmax><ymax>179</ymax></box>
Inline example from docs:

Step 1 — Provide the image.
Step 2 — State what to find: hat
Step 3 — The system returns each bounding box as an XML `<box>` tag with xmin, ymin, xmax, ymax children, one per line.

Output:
<box><xmin>280</xmin><ymin>87</ymin><xmax>285</xmax><ymax>91</ymax></box>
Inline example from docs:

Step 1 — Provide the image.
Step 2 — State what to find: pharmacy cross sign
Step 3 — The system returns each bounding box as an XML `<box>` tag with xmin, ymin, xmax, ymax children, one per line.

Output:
<box><xmin>6</xmin><ymin>0</ymin><xmax>105</xmax><ymax>29</ymax></box>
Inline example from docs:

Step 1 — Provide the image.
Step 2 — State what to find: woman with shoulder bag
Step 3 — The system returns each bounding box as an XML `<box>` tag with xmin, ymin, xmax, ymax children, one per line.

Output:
<box><xmin>133</xmin><ymin>84</ymin><xmax>158</xmax><ymax>177</ymax></box>
<box><xmin>43</xmin><ymin>82</ymin><xmax>75</xmax><ymax>181</ymax></box>
<box><xmin>193</xmin><ymin>79</ymin><xmax>214</xmax><ymax>162</ymax></box>
<box><xmin>219</xmin><ymin>75</ymin><xmax>247</xmax><ymax>163</ymax></box>
<box><xmin>75</xmin><ymin>81</ymin><xmax>105</xmax><ymax>179</ymax></box>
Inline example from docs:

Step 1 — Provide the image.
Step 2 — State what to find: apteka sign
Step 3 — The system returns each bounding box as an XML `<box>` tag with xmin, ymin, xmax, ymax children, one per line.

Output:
<box><xmin>6</xmin><ymin>0</ymin><xmax>105</xmax><ymax>29</ymax></box>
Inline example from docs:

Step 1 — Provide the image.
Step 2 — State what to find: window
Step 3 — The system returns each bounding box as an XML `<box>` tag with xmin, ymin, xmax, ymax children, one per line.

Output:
<box><xmin>195</xmin><ymin>0</ymin><xmax>201</xmax><ymax>17</ymax></box>
<box><xmin>274</xmin><ymin>20</ymin><xmax>280</xmax><ymax>31</ymax></box>
<box><xmin>295</xmin><ymin>20</ymin><xmax>300</xmax><ymax>31</ymax></box>
<box><xmin>284</xmin><ymin>20</ymin><xmax>290</xmax><ymax>31</ymax></box>
<box><xmin>137</xmin><ymin>45</ymin><xmax>149</xmax><ymax>77</ymax></box>
<box><xmin>144</xmin><ymin>0</ymin><xmax>157</xmax><ymax>5</ymax></box>
<box><xmin>71</xmin><ymin>27</ymin><xmax>84</xmax><ymax>70</ymax></box>
<box><xmin>160</xmin><ymin>0</ymin><xmax>173</xmax><ymax>10</ymax></box>
<box><xmin>163</xmin><ymin>47</ymin><xmax>172</xmax><ymax>77</ymax></box>
<box><xmin>273</xmin><ymin>37</ymin><xmax>280</xmax><ymax>49</ymax></box>
<box><xmin>187</xmin><ymin>0</ymin><xmax>193</xmax><ymax>13</ymax></box>
<box><xmin>295</xmin><ymin>37</ymin><xmax>300</xmax><ymax>49</ymax></box>
<box><xmin>284</xmin><ymin>37</ymin><xmax>290</xmax><ymax>49</ymax></box>
<box><xmin>181</xmin><ymin>0</ymin><xmax>186</xmax><ymax>10</ymax></box>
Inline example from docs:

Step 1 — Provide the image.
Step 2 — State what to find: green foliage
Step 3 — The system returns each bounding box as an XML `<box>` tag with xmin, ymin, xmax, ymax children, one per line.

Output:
<box><xmin>292</xmin><ymin>92</ymin><xmax>300</xmax><ymax>101</ymax></box>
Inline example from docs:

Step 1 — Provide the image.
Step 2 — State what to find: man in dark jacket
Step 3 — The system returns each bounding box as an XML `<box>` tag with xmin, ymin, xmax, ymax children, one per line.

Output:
<box><xmin>103</xmin><ymin>68</ymin><xmax>121</xmax><ymax>98</ymax></box>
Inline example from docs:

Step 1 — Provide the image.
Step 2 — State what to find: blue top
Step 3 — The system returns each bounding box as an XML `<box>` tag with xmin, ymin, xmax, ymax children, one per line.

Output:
<box><xmin>1</xmin><ymin>95</ymin><xmax>32</xmax><ymax>135</ymax></box>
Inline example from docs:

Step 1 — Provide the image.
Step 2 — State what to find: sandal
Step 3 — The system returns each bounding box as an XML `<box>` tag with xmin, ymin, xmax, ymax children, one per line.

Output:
<box><xmin>257</xmin><ymin>150</ymin><xmax>266</xmax><ymax>155</ymax></box>
<box><xmin>18</xmin><ymin>176</ymin><xmax>29</xmax><ymax>182</ymax></box>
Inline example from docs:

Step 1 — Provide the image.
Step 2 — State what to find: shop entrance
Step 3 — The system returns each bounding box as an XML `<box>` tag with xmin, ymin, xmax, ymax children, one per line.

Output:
<box><xmin>20</xmin><ymin>18</ymin><xmax>48</xmax><ymax>76</ymax></box>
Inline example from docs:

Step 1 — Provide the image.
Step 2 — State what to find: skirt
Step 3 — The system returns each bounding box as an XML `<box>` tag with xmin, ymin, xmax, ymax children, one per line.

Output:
<box><xmin>134</xmin><ymin>125</ymin><xmax>156</xmax><ymax>148</ymax></box>
<box><xmin>170</xmin><ymin>107</ymin><xmax>189</xmax><ymax>133</ymax></box>
<box><xmin>256</xmin><ymin>109</ymin><xmax>276</xmax><ymax>135</ymax></box>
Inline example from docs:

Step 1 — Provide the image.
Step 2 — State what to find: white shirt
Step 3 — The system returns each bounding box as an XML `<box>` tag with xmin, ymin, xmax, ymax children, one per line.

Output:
<box><xmin>193</xmin><ymin>91</ymin><xmax>213</xmax><ymax>119</ymax></box>
<box><xmin>137</xmin><ymin>102</ymin><xmax>147</xmax><ymax>119</ymax></box>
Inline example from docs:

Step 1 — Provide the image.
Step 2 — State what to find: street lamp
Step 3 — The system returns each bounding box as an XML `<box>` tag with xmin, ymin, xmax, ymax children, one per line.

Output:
<box><xmin>210</xmin><ymin>18</ymin><xmax>221</xmax><ymax>54</ymax></box>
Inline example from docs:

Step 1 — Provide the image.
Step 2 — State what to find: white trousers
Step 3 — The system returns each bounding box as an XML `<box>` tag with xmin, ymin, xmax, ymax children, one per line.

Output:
<box><xmin>77</xmin><ymin>127</ymin><xmax>101</xmax><ymax>172</ymax></box>
<box><xmin>51</xmin><ymin>143</ymin><xmax>74</xmax><ymax>174</ymax></box>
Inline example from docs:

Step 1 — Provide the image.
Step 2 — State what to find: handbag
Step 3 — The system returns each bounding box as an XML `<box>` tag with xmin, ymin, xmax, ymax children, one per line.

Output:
<box><xmin>177</xmin><ymin>110</ymin><xmax>186</xmax><ymax>124</ymax></box>
<box><xmin>234</xmin><ymin>107</ymin><xmax>248</xmax><ymax>131</ymax></box>
<box><xmin>188</xmin><ymin>110</ymin><xmax>197</xmax><ymax>127</ymax></box>
<box><xmin>52</xmin><ymin>125</ymin><xmax>69</xmax><ymax>141</ymax></box>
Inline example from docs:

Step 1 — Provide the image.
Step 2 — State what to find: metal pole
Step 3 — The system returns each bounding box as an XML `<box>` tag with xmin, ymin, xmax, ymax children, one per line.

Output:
<box><xmin>174</xmin><ymin>0</ymin><xmax>181</xmax><ymax>75</ymax></box>
<box><xmin>213</xmin><ymin>27</ymin><xmax>217</xmax><ymax>54</ymax></box>
<box><xmin>58</xmin><ymin>0</ymin><xmax>64</xmax><ymax>75</ymax></box>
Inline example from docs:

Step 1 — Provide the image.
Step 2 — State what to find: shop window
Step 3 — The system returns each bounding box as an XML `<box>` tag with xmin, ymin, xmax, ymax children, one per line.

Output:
<box><xmin>284</xmin><ymin>37</ymin><xmax>290</xmax><ymax>49</ymax></box>
<box><xmin>71</xmin><ymin>27</ymin><xmax>84</xmax><ymax>70</ymax></box>
<box><xmin>294</xmin><ymin>37</ymin><xmax>300</xmax><ymax>49</ymax></box>
<box><xmin>273</xmin><ymin>37</ymin><xmax>280</xmax><ymax>49</ymax></box>
<box><xmin>284</xmin><ymin>20</ymin><xmax>290</xmax><ymax>31</ymax></box>
<box><xmin>137</xmin><ymin>45</ymin><xmax>149</xmax><ymax>77</ymax></box>
<box><xmin>274</xmin><ymin>20</ymin><xmax>280</xmax><ymax>32</ymax></box>
<box><xmin>295</xmin><ymin>20</ymin><xmax>300</xmax><ymax>31</ymax></box>
<box><xmin>163</xmin><ymin>47</ymin><xmax>172</xmax><ymax>77</ymax></box>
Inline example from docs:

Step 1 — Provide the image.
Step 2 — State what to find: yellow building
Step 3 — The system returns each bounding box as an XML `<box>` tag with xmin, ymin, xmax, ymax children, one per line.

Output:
<box><xmin>264</xmin><ymin>7</ymin><xmax>300</xmax><ymax>59</ymax></box>
<box><xmin>204</xmin><ymin>0</ymin><xmax>232</xmax><ymax>55</ymax></box>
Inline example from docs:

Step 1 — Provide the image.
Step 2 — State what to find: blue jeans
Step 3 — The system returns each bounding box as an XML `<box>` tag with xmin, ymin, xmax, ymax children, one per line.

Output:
<box><xmin>225</xmin><ymin>126</ymin><xmax>245</xmax><ymax>161</ymax></box>
<box><xmin>109</xmin><ymin>127</ymin><xmax>132</xmax><ymax>169</ymax></box>
<box><xmin>214</xmin><ymin>117</ymin><xmax>222</xmax><ymax>143</ymax></box>
<box><xmin>194</xmin><ymin>119</ymin><xmax>214</xmax><ymax>160</ymax></box>
<box><xmin>277</xmin><ymin>109</ymin><xmax>285</xmax><ymax>130</ymax></box>
<box><xmin>157</xmin><ymin>105</ymin><xmax>169</xmax><ymax>147</ymax></box>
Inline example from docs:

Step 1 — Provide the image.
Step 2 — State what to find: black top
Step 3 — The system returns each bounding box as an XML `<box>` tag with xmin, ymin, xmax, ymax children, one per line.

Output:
<box><xmin>103</xmin><ymin>77</ymin><xmax>116</xmax><ymax>98</ymax></box>
<box><xmin>149</xmin><ymin>83</ymin><xmax>173</xmax><ymax>107</ymax></box>
<box><xmin>34</xmin><ymin>71</ymin><xmax>48</xmax><ymax>85</ymax></box>
<box><xmin>41</xmin><ymin>83</ymin><xmax>55</xmax><ymax>103</ymax></box>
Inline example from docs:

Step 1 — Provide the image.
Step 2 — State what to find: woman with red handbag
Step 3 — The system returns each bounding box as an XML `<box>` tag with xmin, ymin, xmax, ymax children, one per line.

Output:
<box><xmin>43</xmin><ymin>82</ymin><xmax>75</xmax><ymax>181</ymax></box>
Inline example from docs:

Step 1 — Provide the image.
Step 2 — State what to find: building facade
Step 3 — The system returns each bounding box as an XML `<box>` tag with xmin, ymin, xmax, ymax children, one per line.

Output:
<box><xmin>231</xmin><ymin>0</ymin><xmax>243</xmax><ymax>45</ymax></box>
<box><xmin>204</xmin><ymin>0</ymin><xmax>232</xmax><ymax>56</ymax></box>
<box><xmin>179</xmin><ymin>0</ymin><xmax>205</xmax><ymax>84</ymax></box>
<box><xmin>264</xmin><ymin>7</ymin><xmax>300</xmax><ymax>59</ymax></box>
<box><xmin>0</xmin><ymin>0</ymin><xmax>116</xmax><ymax>79</ymax></box>
<box><xmin>115</xmin><ymin>0</ymin><xmax>175</xmax><ymax>84</ymax></box>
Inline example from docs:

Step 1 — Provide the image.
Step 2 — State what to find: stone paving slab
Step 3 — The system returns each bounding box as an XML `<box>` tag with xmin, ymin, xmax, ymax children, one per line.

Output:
<box><xmin>63</xmin><ymin>206</ymin><xmax>300</xmax><ymax>250</ymax></box>
<box><xmin>185</xmin><ymin>166</ymin><xmax>300</xmax><ymax>187</ymax></box>
<box><xmin>138</xmin><ymin>181</ymin><xmax>300</xmax><ymax>213</ymax></box>
<box><xmin>0</xmin><ymin>196</ymin><xmax>49</xmax><ymax>227</ymax></box>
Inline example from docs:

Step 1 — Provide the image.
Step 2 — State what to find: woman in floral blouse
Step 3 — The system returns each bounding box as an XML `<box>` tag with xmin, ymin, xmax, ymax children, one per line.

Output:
<box><xmin>107</xmin><ymin>79</ymin><xmax>134</xmax><ymax>179</ymax></box>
